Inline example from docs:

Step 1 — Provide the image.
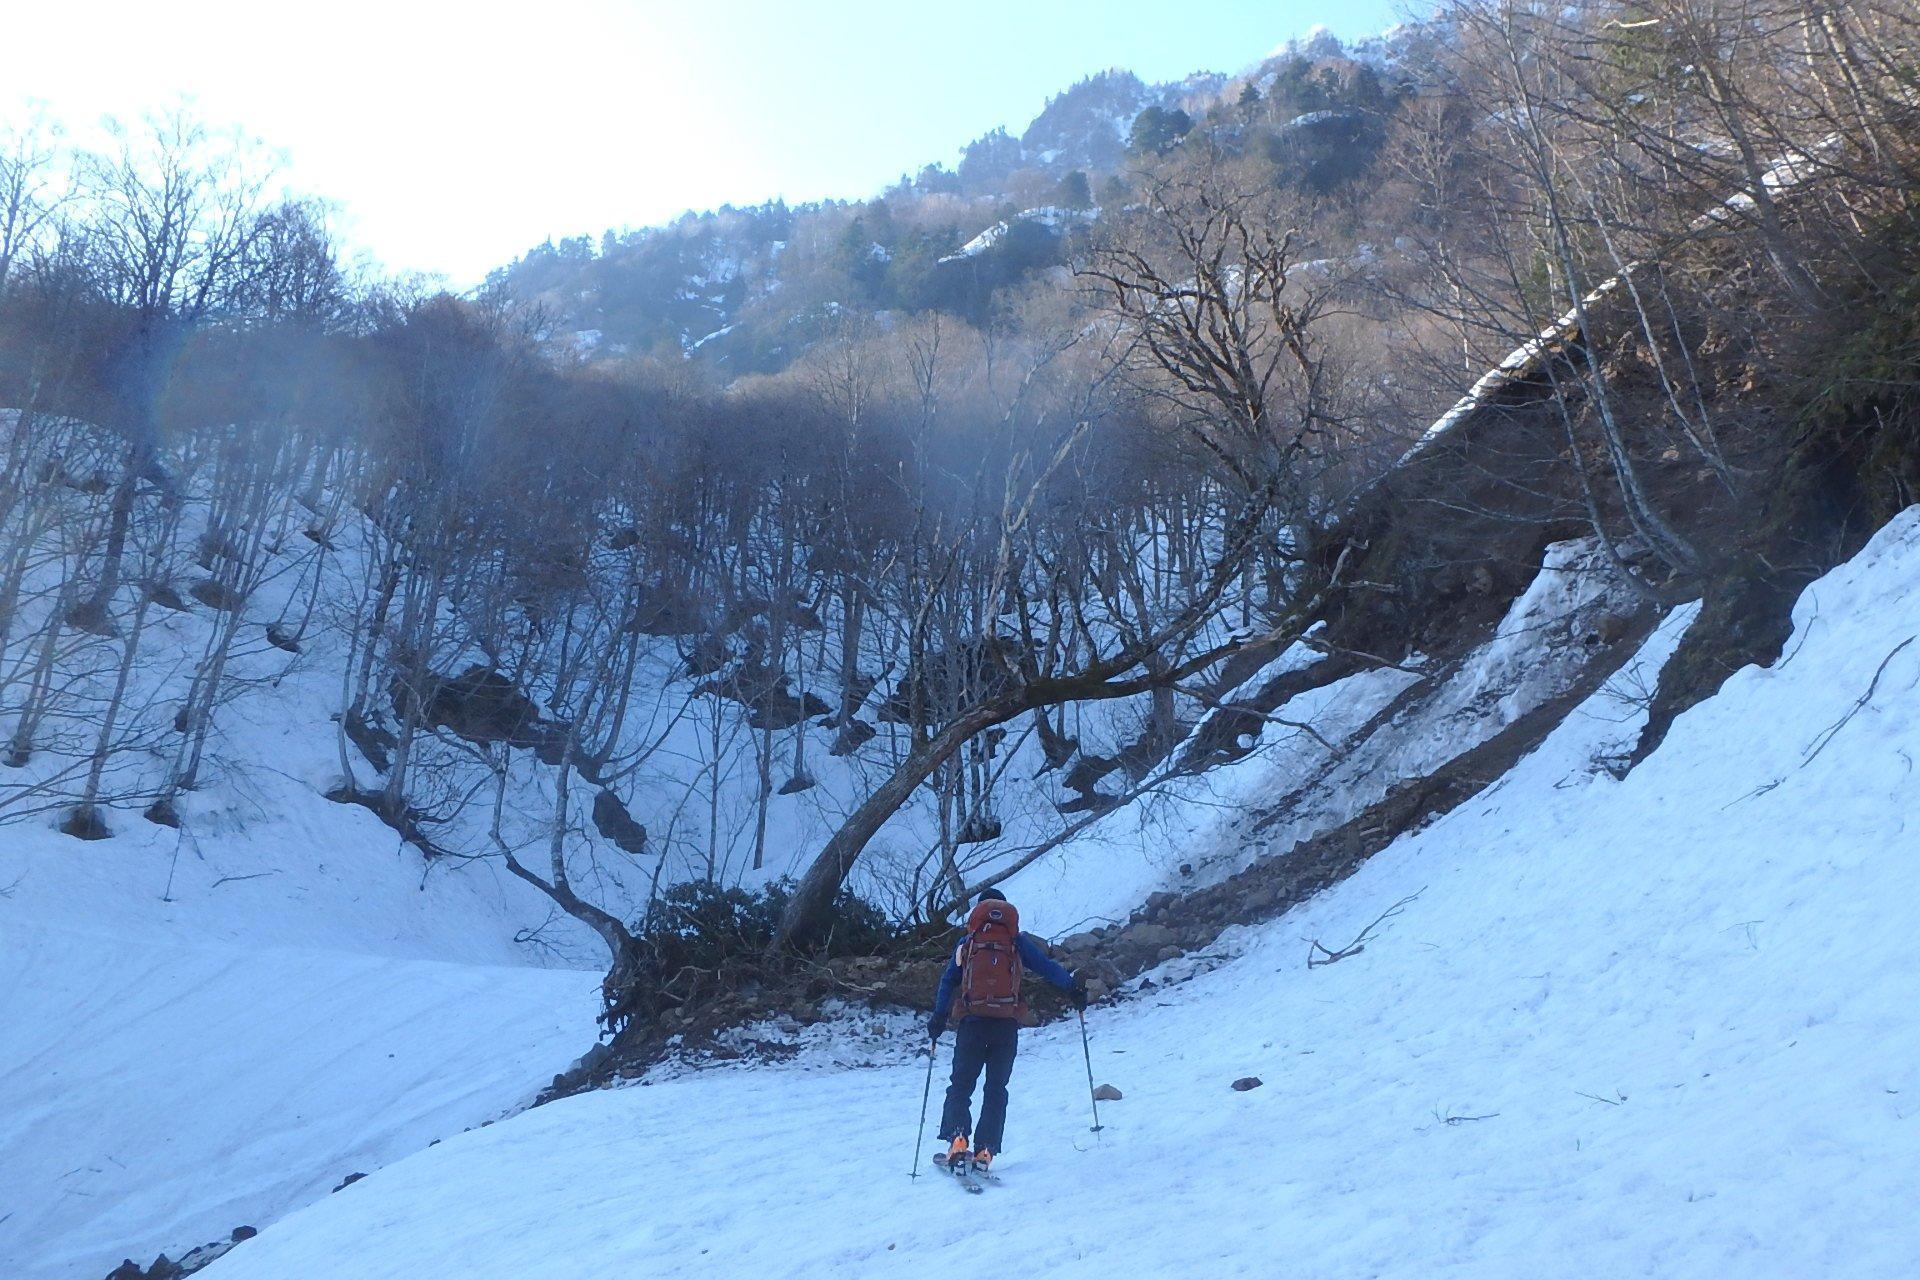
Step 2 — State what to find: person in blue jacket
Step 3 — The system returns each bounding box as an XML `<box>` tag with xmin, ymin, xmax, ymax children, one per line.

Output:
<box><xmin>929</xmin><ymin>888</ymin><xmax>1086</xmax><ymax>1172</ymax></box>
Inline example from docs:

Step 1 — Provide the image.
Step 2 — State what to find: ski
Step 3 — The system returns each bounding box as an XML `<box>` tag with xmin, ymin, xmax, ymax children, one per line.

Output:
<box><xmin>932</xmin><ymin>1152</ymin><xmax>984</xmax><ymax>1192</ymax></box>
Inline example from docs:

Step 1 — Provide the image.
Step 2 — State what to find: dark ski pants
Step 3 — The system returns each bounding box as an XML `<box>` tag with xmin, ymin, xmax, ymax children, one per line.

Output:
<box><xmin>938</xmin><ymin>1017</ymin><xmax>1019</xmax><ymax>1153</ymax></box>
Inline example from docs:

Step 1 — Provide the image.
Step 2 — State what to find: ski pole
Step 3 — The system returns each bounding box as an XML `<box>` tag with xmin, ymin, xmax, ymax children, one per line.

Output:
<box><xmin>909</xmin><ymin>1034</ymin><xmax>937</xmax><ymax>1179</ymax></box>
<box><xmin>1077</xmin><ymin>1008</ymin><xmax>1104</xmax><ymax>1133</ymax></box>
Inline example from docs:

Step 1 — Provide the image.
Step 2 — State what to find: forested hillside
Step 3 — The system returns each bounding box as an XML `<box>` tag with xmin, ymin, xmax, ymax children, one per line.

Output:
<box><xmin>5</xmin><ymin>3</ymin><xmax>1920</xmax><ymax>1276</ymax></box>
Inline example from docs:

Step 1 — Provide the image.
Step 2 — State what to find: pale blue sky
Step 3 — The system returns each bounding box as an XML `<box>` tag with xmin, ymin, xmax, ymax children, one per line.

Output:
<box><xmin>11</xmin><ymin>0</ymin><xmax>1404</xmax><ymax>284</ymax></box>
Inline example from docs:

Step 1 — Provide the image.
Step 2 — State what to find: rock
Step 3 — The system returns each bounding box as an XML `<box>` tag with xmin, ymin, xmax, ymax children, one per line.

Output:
<box><xmin>1144</xmin><ymin>890</ymin><xmax>1178</xmax><ymax>913</ymax></box>
<box><xmin>332</xmin><ymin>1172</ymin><xmax>367</xmax><ymax>1192</ymax></box>
<box><xmin>1059</xmin><ymin>930</ymin><xmax>1102</xmax><ymax>954</ymax></box>
<box><xmin>1084</xmin><ymin>977</ymin><xmax>1110</xmax><ymax>1003</ymax></box>
<box><xmin>1092</xmin><ymin>1083</ymin><xmax>1123</xmax><ymax>1101</ymax></box>
<box><xmin>105</xmin><ymin>1255</ymin><xmax>184</xmax><ymax>1280</ymax></box>
<box><xmin>343</xmin><ymin>710</ymin><xmax>396</xmax><ymax>773</ymax></box>
<box><xmin>1037</xmin><ymin>719</ymin><xmax>1078</xmax><ymax>770</ymax></box>
<box><xmin>400</xmin><ymin>665</ymin><xmax>547</xmax><ymax>747</ymax></box>
<box><xmin>1183</xmin><ymin>925</ymin><xmax>1220</xmax><ymax>951</ymax></box>
<box><xmin>196</xmin><ymin>530</ymin><xmax>240</xmax><ymax>569</ymax></box>
<box><xmin>628</xmin><ymin>581</ymin><xmax>707</xmax><ymax>636</ymax></box>
<box><xmin>1155</xmin><ymin>944</ymin><xmax>1183</xmax><ymax>964</ymax></box>
<box><xmin>592</xmin><ymin>790</ymin><xmax>649</xmax><ymax>855</ymax></box>
<box><xmin>684</xmin><ymin>634</ymin><xmax>732</xmax><ymax>677</ymax></box>
<box><xmin>1056</xmin><ymin>789</ymin><xmax>1121</xmax><ymax>817</ymax></box>
<box><xmin>1594</xmin><ymin>612</ymin><xmax>1634</xmax><ymax>645</ymax></box>
<box><xmin>956</xmin><ymin>813</ymin><xmax>1003</xmax><ymax>844</ymax></box>
<box><xmin>1064</xmin><ymin>752</ymin><xmax>1121</xmax><ymax>792</ymax></box>
<box><xmin>829</xmin><ymin>719</ymin><xmax>877</xmax><ymax>756</ymax></box>
<box><xmin>575</xmin><ymin>1043</ymin><xmax>613</xmax><ymax>1073</ymax></box>
<box><xmin>1125</xmin><ymin>922</ymin><xmax>1177</xmax><ymax>951</ymax></box>
<box><xmin>143</xmin><ymin>581</ymin><xmax>192</xmax><ymax>612</ymax></box>
<box><xmin>265</xmin><ymin>622</ymin><xmax>301</xmax><ymax>654</ymax></box>
<box><xmin>1230</xmin><ymin>1076</ymin><xmax>1263</xmax><ymax>1092</ymax></box>
<box><xmin>188</xmin><ymin>577</ymin><xmax>247</xmax><ymax>612</ymax></box>
<box><xmin>529</xmin><ymin>722</ymin><xmax>570</xmax><ymax>767</ymax></box>
<box><xmin>231</xmin><ymin>1226</ymin><xmax>258</xmax><ymax>1242</ymax></box>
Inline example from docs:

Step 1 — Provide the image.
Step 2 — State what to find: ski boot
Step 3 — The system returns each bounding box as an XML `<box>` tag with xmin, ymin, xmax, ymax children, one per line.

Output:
<box><xmin>932</xmin><ymin>1135</ymin><xmax>969</xmax><ymax>1172</ymax></box>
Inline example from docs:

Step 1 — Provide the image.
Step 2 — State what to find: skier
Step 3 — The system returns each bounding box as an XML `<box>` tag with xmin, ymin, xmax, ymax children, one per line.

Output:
<box><xmin>928</xmin><ymin>887</ymin><xmax>1087</xmax><ymax>1176</ymax></box>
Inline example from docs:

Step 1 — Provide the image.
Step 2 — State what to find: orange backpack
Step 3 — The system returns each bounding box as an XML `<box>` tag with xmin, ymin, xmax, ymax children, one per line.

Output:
<box><xmin>956</xmin><ymin>899</ymin><xmax>1027</xmax><ymax>1019</ymax></box>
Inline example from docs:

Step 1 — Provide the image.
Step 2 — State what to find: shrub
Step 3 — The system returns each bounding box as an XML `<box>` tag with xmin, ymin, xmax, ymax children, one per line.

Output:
<box><xmin>636</xmin><ymin>877</ymin><xmax>893</xmax><ymax>974</ymax></box>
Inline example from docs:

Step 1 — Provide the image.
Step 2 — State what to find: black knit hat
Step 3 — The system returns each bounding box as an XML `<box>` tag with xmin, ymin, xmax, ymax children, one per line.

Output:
<box><xmin>977</xmin><ymin>887</ymin><xmax>1008</xmax><ymax>904</ymax></box>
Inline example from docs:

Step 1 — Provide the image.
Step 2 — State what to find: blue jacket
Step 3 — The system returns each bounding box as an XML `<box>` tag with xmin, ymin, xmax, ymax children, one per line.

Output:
<box><xmin>933</xmin><ymin>932</ymin><xmax>1077</xmax><ymax>1023</ymax></box>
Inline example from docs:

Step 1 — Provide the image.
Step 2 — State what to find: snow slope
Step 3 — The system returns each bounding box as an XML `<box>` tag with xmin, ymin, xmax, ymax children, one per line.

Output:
<box><xmin>197</xmin><ymin>510</ymin><xmax>1920</xmax><ymax>1278</ymax></box>
<box><xmin>0</xmin><ymin>770</ymin><xmax>602</xmax><ymax>1279</ymax></box>
<box><xmin>1002</xmin><ymin>534</ymin><xmax>1647</xmax><ymax>935</ymax></box>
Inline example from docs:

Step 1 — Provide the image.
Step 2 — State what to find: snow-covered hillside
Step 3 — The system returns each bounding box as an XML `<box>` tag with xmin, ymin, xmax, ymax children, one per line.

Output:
<box><xmin>186</xmin><ymin>511</ymin><xmax>1920</xmax><ymax>1278</ymax></box>
<box><xmin>0</xmin><ymin>730</ymin><xmax>602</xmax><ymax>1278</ymax></box>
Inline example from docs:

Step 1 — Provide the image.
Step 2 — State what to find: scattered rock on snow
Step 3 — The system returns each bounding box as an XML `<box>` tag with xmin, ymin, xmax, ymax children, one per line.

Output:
<box><xmin>103</xmin><ymin>1224</ymin><xmax>258</xmax><ymax>1279</ymax></box>
<box><xmin>332</xmin><ymin>1172</ymin><xmax>366</xmax><ymax>1192</ymax></box>
<box><xmin>1231</xmin><ymin>1076</ymin><xmax>1264</xmax><ymax>1092</ymax></box>
<box><xmin>1092</xmin><ymin>1083</ymin><xmax>1123</xmax><ymax>1101</ymax></box>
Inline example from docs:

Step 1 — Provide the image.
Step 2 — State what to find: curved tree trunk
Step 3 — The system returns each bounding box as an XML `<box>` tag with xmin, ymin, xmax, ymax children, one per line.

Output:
<box><xmin>775</xmin><ymin>701</ymin><xmax>1009</xmax><ymax>951</ymax></box>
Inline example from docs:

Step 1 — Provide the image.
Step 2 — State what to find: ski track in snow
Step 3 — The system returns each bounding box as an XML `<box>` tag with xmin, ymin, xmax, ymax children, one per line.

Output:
<box><xmin>187</xmin><ymin>509</ymin><xmax>1920</xmax><ymax>1279</ymax></box>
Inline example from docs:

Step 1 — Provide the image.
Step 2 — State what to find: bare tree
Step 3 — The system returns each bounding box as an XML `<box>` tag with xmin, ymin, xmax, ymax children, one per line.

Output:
<box><xmin>772</xmin><ymin>176</ymin><xmax>1354</xmax><ymax>949</ymax></box>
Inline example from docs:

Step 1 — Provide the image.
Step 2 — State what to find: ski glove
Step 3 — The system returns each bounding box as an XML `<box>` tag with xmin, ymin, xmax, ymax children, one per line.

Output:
<box><xmin>1071</xmin><ymin>983</ymin><xmax>1090</xmax><ymax>1011</ymax></box>
<box><xmin>929</xmin><ymin>1014</ymin><xmax>948</xmax><ymax>1041</ymax></box>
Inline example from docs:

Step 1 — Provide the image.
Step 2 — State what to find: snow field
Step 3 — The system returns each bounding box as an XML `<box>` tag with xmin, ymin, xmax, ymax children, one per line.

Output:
<box><xmin>197</xmin><ymin>514</ymin><xmax>1920</xmax><ymax>1277</ymax></box>
<box><xmin>0</xmin><ymin>929</ymin><xmax>599</xmax><ymax>1279</ymax></box>
<box><xmin>0</xmin><ymin>752</ymin><xmax>603</xmax><ymax>1279</ymax></box>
